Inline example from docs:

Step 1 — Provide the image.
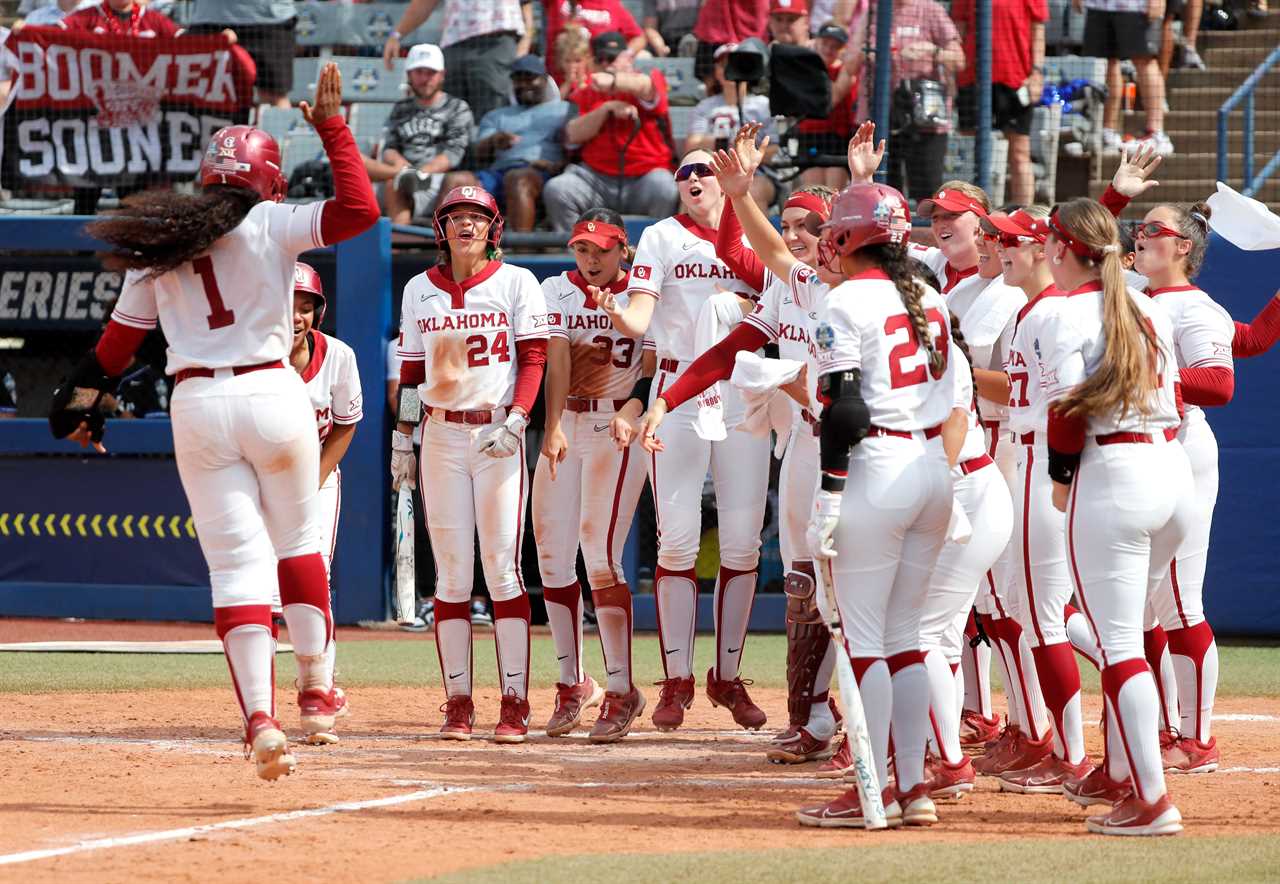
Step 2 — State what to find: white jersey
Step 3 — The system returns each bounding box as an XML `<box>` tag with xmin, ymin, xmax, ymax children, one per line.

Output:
<box><xmin>953</xmin><ymin>354</ymin><xmax>988</xmax><ymax>464</ymax></box>
<box><xmin>957</xmin><ymin>276</ymin><xmax>1026</xmax><ymax>425</ymax></box>
<box><xmin>814</xmin><ymin>270</ymin><xmax>958</xmax><ymax>430</ymax></box>
<box><xmin>1039</xmin><ymin>281</ymin><xmax>1181</xmax><ymax>437</ymax></box>
<box><xmin>397</xmin><ymin>261</ymin><xmax>550</xmax><ymax>411</ymax></box>
<box><xmin>543</xmin><ymin>271</ymin><xmax>642</xmax><ymax>400</ymax></box>
<box><xmin>300</xmin><ymin>331</ymin><xmax>363</xmax><ymax>442</ymax></box>
<box><xmin>909</xmin><ymin>242</ymin><xmax>947</xmax><ymax>285</ymax></box>
<box><xmin>743</xmin><ymin>262</ymin><xmax>827</xmax><ymax>414</ymax></box>
<box><xmin>1005</xmin><ymin>285</ymin><xmax>1069</xmax><ymax>437</ymax></box>
<box><xmin>1147</xmin><ymin>284</ymin><xmax>1234</xmax><ymax>424</ymax></box>
<box><xmin>626</xmin><ymin>214</ymin><xmax>757</xmax><ymax>364</ymax></box>
<box><xmin>111</xmin><ymin>200</ymin><xmax>326</xmax><ymax>374</ymax></box>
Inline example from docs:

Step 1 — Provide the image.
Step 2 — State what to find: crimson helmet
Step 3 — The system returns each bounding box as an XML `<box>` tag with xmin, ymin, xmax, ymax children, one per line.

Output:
<box><xmin>293</xmin><ymin>262</ymin><xmax>326</xmax><ymax>324</ymax></box>
<box><xmin>821</xmin><ymin>183</ymin><xmax>912</xmax><ymax>258</ymax></box>
<box><xmin>432</xmin><ymin>185</ymin><xmax>504</xmax><ymax>251</ymax></box>
<box><xmin>200</xmin><ymin>125</ymin><xmax>287</xmax><ymax>203</ymax></box>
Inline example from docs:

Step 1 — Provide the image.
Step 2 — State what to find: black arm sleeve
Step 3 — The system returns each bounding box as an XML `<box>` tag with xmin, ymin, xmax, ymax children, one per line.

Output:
<box><xmin>817</xmin><ymin>369</ymin><xmax>870</xmax><ymax>491</ymax></box>
<box><xmin>48</xmin><ymin>348</ymin><xmax>118</xmax><ymax>441</ymax></box>
<box><xmin>1046</xmin><ymin>447</ymin><xmax>1081</xmax><ymax>485</ymax></box>
<box><xmin>625</xmin><ymin>374</ymin><xmax>654</xmax><ymax>407</ymax></box>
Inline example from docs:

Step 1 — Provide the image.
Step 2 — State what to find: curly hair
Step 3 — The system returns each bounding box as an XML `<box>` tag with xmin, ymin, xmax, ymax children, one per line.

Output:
<box><xmin>86</xmin><ymin>186</ymin><xmax>259</xmax><ymax>279</ymax></box>
<box><xmin>865</xmin><ymin>242</ymin><xmax>945</xmax><ymax>378</ymax></box>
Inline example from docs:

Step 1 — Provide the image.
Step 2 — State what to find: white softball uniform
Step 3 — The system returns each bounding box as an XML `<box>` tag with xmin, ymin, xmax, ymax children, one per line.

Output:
<box><xmin>301</xmin><ymin>330</ymin><xmax>364</xmax><ymax>574</ymax></box>
<box><xmin>533</xmin><ymin>272</ymin><xmax>648</xmax><ymax>591</ymax></box>
<box><xmin>397</xmin><ymin>261</ymin><xmax>550</xmax><ymax>606</ymax></box>
<box><xmin>112</xmin><ymin>200</ymin><xmax>326</xmax><ymax>608</ymax></box>
<box><xmin>1145</xmin><ymin>285</ymin><xmax>1234</xmax><ymax>633</ymax></box>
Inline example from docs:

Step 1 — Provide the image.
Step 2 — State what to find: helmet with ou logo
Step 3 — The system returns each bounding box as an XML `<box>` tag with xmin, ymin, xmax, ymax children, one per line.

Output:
<box><xmin>293</xmin><ymin>262</ymin><xmax>326</xmax><ymax>324</ymax></box>
<box><xmin>199</xmin><ymin>125</ymin><xmax>287</xmax><ymax>203</ymax></box>
<box><xmin>432</xmin><ymin>185</ymin><xmax>505</xmax><ymax>251</ymax></box>
<box><xmin>820</xmin><ymin>183</ymin><xmax>912</xmax><ymax>258</ymax></box>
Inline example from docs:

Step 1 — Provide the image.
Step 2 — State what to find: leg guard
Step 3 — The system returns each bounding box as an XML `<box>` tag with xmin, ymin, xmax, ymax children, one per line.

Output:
<box><xmin>785</xmin><ymin>564</ymin><xmax>831</xmax><ymax>728</ymax></box>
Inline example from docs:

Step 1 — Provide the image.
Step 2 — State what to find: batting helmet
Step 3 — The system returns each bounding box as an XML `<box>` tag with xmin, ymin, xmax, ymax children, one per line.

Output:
<box><xmin>293</xmin><ymin>262</ymin><xmax>326</xmax><ymax>324</ymax></box>
<box><xmin>821</xmin><ymin>183</ymin><xmax>912</xmax><ymax>258</ymax></box>
<box><xmin>200</xmin><ymin>126</ymin><xmax>287</xmax><ymax>203</ymax></box>
<box><xmin>432</xmin><ymin>185</ymin><xmax>504</xmax><ymax>251</ymax></box>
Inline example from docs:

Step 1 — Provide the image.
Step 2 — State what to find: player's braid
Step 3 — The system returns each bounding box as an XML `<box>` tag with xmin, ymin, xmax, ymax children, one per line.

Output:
<box><xmin>87</xmin><ymin>186</ymin><xmax>259</xmax><ymax>279</ymax></box>
<box><xmin>949</xmin><ymin>311</ymin><xmax>983</xmax><ymax>422</ymax></box>
<box><xmin>872</xmin><ymin>243</ymin><xmax>944</xmax><ymax>376</ymax></box>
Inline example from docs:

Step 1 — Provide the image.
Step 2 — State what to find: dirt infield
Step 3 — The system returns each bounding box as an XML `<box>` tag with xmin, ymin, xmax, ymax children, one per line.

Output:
<box><xmin>1</xmin><ymin>678</ymin><xmax>1278</xmax><ymax>881</ymax></box>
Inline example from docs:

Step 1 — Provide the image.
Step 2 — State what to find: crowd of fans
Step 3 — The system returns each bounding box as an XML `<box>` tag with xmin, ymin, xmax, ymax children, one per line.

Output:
<box><xmin>0</xmin><ymin>0</ymin><xmax>1262</xmax><ymax>225</ymax></box>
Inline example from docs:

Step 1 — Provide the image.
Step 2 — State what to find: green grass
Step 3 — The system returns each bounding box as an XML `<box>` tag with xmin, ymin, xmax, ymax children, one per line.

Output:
<box><xmin>416</xmin><ymin>837</ymin><xmax>1280</xmax><ymax>884</ymax></box>
<box><xmin>0</xmin><ymin>636</ymin><xmax>1276</xmax><ymax>698</ymax></box>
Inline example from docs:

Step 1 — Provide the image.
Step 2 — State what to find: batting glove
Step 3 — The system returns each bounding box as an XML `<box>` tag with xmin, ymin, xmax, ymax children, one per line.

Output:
<box><xmin>479</xmin><ymin>410</ymin><xmax>528</xmax><ymax>459</ymax></box>
<box><xmin>390</xmin><ymin>430</ymin><xmax>417</xmax><ymax>490</ymax></box>
<box><xmin>806</xmin><ymin>489</ymin><xmax>842</xmax><ymax>561</ymax></box>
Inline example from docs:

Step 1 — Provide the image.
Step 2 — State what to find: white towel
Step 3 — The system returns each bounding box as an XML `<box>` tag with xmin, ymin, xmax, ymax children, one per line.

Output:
<box><xmin>690</xmin><ymin>291</ymin><xmax>746</xmax><ymax>441</ymax></box>
<box><xmin>730</xmin><ymin>351</ymin><xmax>806</xmax><ymax>456</ymax></box>
<box><xmin>1206</xmin><ymin>181</ymin><xmax>1280</xmax><ymax>251</ymax></box>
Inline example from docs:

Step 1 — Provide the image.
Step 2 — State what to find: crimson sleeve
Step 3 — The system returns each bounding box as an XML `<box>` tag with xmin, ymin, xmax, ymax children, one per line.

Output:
<box><xmin>1099</xmin><ymin>184</ymin><xmax>1131</xmax><ymax>218</ymax></box>
<box><xmin>399</xmin><ymin>359</ymin><xmax>425</xmax><ymax>386</ymax></box>
<box><xmin>657</xmin><ymin>323</ymin><xmax>771</xmax><ymax>410</ymax></box>
<box><xmin>1233</xmin><ymin>296</ymin><xmax>1280</xmax><ymax>358</ymax></box>
<box><xmin>714</xmin><ymin>200</ymin><xmax>767</xmax><ymax>292</ymax></box>
<box><xmin>1046</xmin><ymin>405</ymin><xmax>1086</xmax><ymax>454</ymax></box>
<box><xmin>316</xmin><ymin>115</ymin><xmax>381</xmax><ymax>246</ymax></box>
<box><xmin>1178</xmin><ymin>365</ymin><xmax>1234</xmax><ymax>407</ymax></box>
<box><xmin>512</xmin><ymin>338</ymin><xmax>547</xmax><ymax>415</ymax></box>
<box><xmin>95</xmin><ymin>320</ymin><xmax>149</xmax><ymax>377</ymax></box>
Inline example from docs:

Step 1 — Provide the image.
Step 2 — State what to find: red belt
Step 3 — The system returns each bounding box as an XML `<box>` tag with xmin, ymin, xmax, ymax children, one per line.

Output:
<box><xmin>427</xmin><ymin>406</ymin><xmax>497</xmax><ymax>425</ymax></box>
<box><xmin>174</xmin><ymin>359</ymin><xmax>283</xmax><ymax>386</ymax></box>
<box><xmin>566</xmin><ymin>397</ymin><xmax>629</xmax><ymax>413</ymax></box>
<box><xmin>958</xmin><ymin>453</ymin><xmax>993</xmax><ymax>475</ymax></box>
<box><xmin>1097</xmin><ymin>427</ymin><xmax>1178</xmax><ymax>445</ymax></box>
<box><xmin>658</xmin><ymin>358</ymin><xmax>681</xmax><ymax>374</ymax></box>
<box><xmin>867</xmin><ymin>423</ymin><xmax>942</xmax><ymax>440</ymax></box>
<box><xmin>1019</xmin><ymin>432</ymin><xmax>1037</xmax><ymax>445</ymax></box>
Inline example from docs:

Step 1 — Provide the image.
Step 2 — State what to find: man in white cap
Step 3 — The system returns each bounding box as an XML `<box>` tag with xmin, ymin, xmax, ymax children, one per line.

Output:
<box><xmin>372</xmin><ymin>43</ymin><xmax>478</xmax><ymax>225</ymax></box>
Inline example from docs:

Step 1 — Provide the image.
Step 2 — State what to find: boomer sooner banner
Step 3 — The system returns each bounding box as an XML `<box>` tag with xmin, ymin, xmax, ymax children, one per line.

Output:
<box><xmin>1</xmin><ymin>28</ymin><xmax>256</xmax><ymax>190</ymax></box>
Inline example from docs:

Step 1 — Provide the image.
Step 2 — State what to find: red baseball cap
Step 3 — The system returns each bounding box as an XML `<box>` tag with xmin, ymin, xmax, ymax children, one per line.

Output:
<box><xmin>769</xmin><ymin>0</ymin><xmax>808</xmax><ymax>15</ymax></box>
<box><xmin>918</xmin><ymin>187</ymin><xmax>988</xmax><ymax>219</ymax></box>
<box><xmin>568</xmin><ymin>219</ymin><xmax>627</xmax><ymax>250</ymax></box>
<box><xmin>982</xmin><ymin>209</ymin><xmax>1048</xmax><ymax>243</ymax></box>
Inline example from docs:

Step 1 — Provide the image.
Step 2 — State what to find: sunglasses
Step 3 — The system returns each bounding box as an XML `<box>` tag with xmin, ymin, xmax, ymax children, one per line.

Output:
<box><xmin>675</xmin><ymin>162</ymin><xmax>713</xmax><ymax>182</ymax></box>
<box><xmin>982</xmin><ymin>230</ymin><xmax>1034</xmax><ymax>248</ymax></box>
<box><xmin>1135</xmin><ymin>221</ymin><xmax>1187</xmax><ymax>241</ymax></box>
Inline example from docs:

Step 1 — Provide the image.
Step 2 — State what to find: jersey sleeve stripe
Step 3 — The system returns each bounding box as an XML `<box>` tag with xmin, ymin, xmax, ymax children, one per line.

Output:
<box><xmin>332</xmin><ymin>411</ymin><xmax>363</xmax><ymax>424</ymax></box>
<box><xmin>742</xmin><ymin>312</ymin><xmax>779</xmax><ymax>340</ymax></box>
<box><xmin>546</xmin><ymin>327</ymin><xmax>570</xmax><ymax>339</ymax></box>
<box><xmin>625</xmin><ymin>286</ymin><xmax>660</xmax><ymax>302</ymax></box>
<box><xmin>1186</xmin><ymin>357</ymin><xmax>1233</xmax><ymax>368</ymax></box>
<box><xmin>110</xmin><ymin>309</ymin><xmax>158</xmax><ymax>329</ymax></box>
<box><xmin>311</xmin><ymin>202</ymin><xmax>324</xmax><ymax>249</ymax></box>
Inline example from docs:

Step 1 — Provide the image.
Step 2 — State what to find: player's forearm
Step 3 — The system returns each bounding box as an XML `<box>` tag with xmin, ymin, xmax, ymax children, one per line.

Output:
<box><xmin>394</xmin><ymin>0</ymin><xmax>439</xmax><ymax>39</ymax></box>
<box><xmin>317</xmin><ymin>116</ymin><xmax>380</xmax><ymax>244</ymax></box>
<box><xmin>95</xmin><ymin>320</ymin><xmax>148</xmax><ymax>377</ymax></box>
<box><xmin>731</xmin><ymin>192</ymin><xmax>797</xmax><ymax>283</ymax></box>
<box><xmin>543</xmin><ymin>339</ymin><xmax>571</xmax><ymax>430</ymax></box>
<box><xmin>973</xmin><ymin>367</ymin><xmax>1011</xmax><ymax>405</ymax></box>
<box><xmin>319</xmin><ymin>423</ymin><xmax>356</xmax><ymax>485</ymax></box>
<box><xmin>608</xmin><ymin>295</ymin><xmax>655</xmax><ymax>339</ymax></box>
<box><xmin>942</xmin><ymin>407</ymin><xmax>967</xmax><ymax>467</ymax></box>
<box><xmin>1179</xmin><ymin>365</ymin><xmax>1234</xmax><ymax>406</ymax></box>
<box><xmin>612</xmin><ymin>71</ymin><xmax>655</xmax><ymax>102</ymax></box>
<box><xmin>658</xmin><ymin>323</ymin><xmax>770</xmax><ymax>410</ymax></box>
<box><xmin>566</xmin><ymin>107</ymin><xmax>610</xmax><ymax>145</ymax></box>
<box><xmin>1233</xmin><ymin>292</ymin><xmax>1280</xmax><ymax>357</ymax></box>
<box><xmin>1030</xmin><ymin>23</ymin><xmax>1045</xmax><ymax>75</ymax></box>
<box><xmin>715</xmin><ymin>198</ymin><xmax>767</xmax><ymax>292</ymax></box>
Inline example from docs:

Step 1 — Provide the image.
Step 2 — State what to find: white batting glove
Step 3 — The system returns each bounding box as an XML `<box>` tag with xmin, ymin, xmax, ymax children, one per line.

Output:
<box><xmin>806</xmin><ymin>489</ymin><xmax>842</xmax><ymax>561</ymax></box>
<box><xmin>479</xmin><ymin>410</ymin><xmax>528</xmax><ymax>459</ymax></box>
<box><xmin>390</xmin><ymin>430</ymin><xmax>417</xmax><ymax>490</ymax></box>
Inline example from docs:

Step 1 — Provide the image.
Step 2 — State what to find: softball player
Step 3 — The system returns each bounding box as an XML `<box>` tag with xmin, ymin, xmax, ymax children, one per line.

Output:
<box><xmin>1134</xmin><ymin>201</ymin><xmax>1233</xmax><ymax>774</ymax></box>
<box><xmin>393</xmin><ymin>185</ymin><xmax>550</xmax><ymax>744</ymax></box>
<box><xmin>1041</xmin><ymin>198</ymin><xmax>1192</xmax><ymax>836</ymax></box>
<box><xmin>648</xmin><ymin>125</ymin><xmax>845</xmax><ymax>762</ymax></box>
<box><xmin>289</xmin><ymin>262</ymin><xmax>362</xmax><ymax>744</ymax></box>
<box><xmin>594</xmin><ymin>149</ymin><xmax>770</xmax><ymax>733</ymax></box>
<box><xmin>51</xmin><ymin>64</ymin><xmax>380</xmax><ymax>780</ymax></box>
<box><xmin>534</xmin><ymin>208</ymin><xmax>650</xmax><ymax>743</ymax></box>
<box><xmin>796</xmin><ymin>183</ymin><xmax>964</xmax><ymax>829</ymax></box>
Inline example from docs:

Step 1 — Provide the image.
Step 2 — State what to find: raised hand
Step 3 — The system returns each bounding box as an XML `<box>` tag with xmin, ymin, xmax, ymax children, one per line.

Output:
<box><xmin>1111</xmin><ymin>143</ymin><xmax>1162</xmax><ymax>199</ymax></box>
<box><xmin>638</xmin><ymin>399</ymin><xmax>668</xmax><ymax>453</ymax></box>
<box><xmin>590</xmin><ymin>284</ymin><xmax>620</xmax><ymax>316</ymax></box>
<box><xmin>708</xmin><ymin>148</ymin><xmax>752</xmax><ymax>199</ymax></box>
<box><xmin>732</xmin><ymin>122</ymin><xmax>768</xmax><ymax>178</ymax></box>
<box><xmin>847</xmin><ymin>120</ymin><xmax>886</xmax><ymax>184</ymax></box>
<box><xmin>300</xmin><ymin>62</ymin><xmax>343</xmax><ymax>127</ymax></box>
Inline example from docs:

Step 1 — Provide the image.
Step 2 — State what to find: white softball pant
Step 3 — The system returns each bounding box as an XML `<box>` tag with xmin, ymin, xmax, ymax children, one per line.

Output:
<box><xmin>1012</xmin><ymin>442</ymin><xmax>1074</xmax><ymax>647</ymax></box>
<box><xmin>532</xmin><ymin>408</ymin><xmax>649</xmax><ymax>590</ymax></box>
<box><xmin>318</xmin><ymin>466</ymin><xmax>341</xmax><ymax>578</ymax></box>
<box><xmin>1150</xmin><ymin>413</ymin><xmax>1217</xmax><ymax>630</ymax></box>
<box><xmin>978</xmin><ymin>425</ymin><xmax>1022</xmax><ymax>620</ymax></box>
<box><xmin>777</xmin><ymin>418</ymin><xmax>819</xmax><ymax>569</ymax></box>
<box><xmin>170</xmin><ymin>368</ymin><xmax>321</xmax><ymax>609</ymax></box>
<box><xmin>419</xmin><ymin>412</ymin><xmax>528</xmax><ymax>604</ymax></box>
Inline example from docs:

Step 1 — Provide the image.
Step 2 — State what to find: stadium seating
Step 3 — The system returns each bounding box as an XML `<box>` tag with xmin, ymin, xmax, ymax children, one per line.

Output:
<box><xmin>634</xmin><ymin>57</ymin><xmax>703</xmax><ymax>106</ymax></box>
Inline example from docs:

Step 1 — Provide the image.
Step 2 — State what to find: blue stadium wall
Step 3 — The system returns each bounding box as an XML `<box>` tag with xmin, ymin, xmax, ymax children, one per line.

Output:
<box><xmin>0</xmin><ymin>218</ymin><xmax>1278</xmax><ymax>635</ymax></box>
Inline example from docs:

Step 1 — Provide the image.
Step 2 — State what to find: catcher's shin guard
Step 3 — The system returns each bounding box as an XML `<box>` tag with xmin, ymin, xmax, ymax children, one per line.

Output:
<box><xmin>785</xmin><ymin>563</ymin><xmax>831</xmax><ymax>728</ymax></box>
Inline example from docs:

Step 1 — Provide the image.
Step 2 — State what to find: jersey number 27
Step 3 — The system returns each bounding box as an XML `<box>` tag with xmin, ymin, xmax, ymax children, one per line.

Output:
<box><xmin>885</xmin><ymin>308</ymin><xmax>949</xmax><ymax>389</ymax></box>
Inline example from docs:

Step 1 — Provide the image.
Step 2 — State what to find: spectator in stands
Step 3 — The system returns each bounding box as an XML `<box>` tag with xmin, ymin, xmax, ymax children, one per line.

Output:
<box><xmin>767</xmin><ymin>0</ymin><xmax>810</xmax><ymax>44</ymax></box>
<box><xmin>1077</xmin><ymin>0</ymin><xmax>1172</xmax><ymax>155</ymax></box>
<box><xmin>691</xmin><ymin>0</ymin><xmax>770</xmax><ymax>80</ymax></box>
<box><xmin>19</xmin><ymin>0</ymin><xmax>82</xmax><ymax>27</ymax></box>
<box><xmin>555</xmin><ymin>26</ymin><xmax>594</xmax><ymax>97</ymax></box>
<box><xmin>59</xmin><ymin>0</ymin><xmax>180</xmax><ymax>38</ymax></box>
<box><xmin>369</xmin><ymin>44</ymin><xmax>478</xmax><ymax>225</ymax></box>
<box><xmin>383</xmin><ymin>0</ymin><xmax>534</xmax><ymax>124</ymax></box>
<box><xmin>686</xmin><ymin>43</ymin><xmax>779</xmax><ymax>208</ymax></box>
<box><xmin>0</xmin><ymin>368</ymin><xmax>16</xmax><ymax>419</ymax></box>
<box><xmin>543</xmin><ymin>0</ymin><xmax>647</xmax><ymax>81</ymax></box>
<box><xmin>543</xmin><ymin>31</ymin><xmax>678</xmax><ymax>230</ymax></box>
<box><xmin>788</xmin><ymin>19</ymin><xmax>857</xmax><ymax>188</ymax></box>
<box><xmin>472</xmin><ymin>55</ymin><xmax>575</xmax><ymax>231</ymax></box>
<box><xmin>0</xmin><ymin>26</ymin><xmax>15</xmax><ymax>107</ymax></box>
<box><xmin>1160</xmin><ymin>0</ymin><xmax>1205</xmax><ymax>77</ymax></box>
<box><xmin>186</xmin><ymin>0</ymin><xmax>296</xmax><ymax>108</ymax></box>
<box><xmin>951</xmin><ymin>0</ymin><xmax>1046</xmax><ymax>205</ymax></box>
<box><xmin>641</xmin><ymin>0</ymin><xmax>701</xmax><ymax>57</ymax></box>
<box><xmin>846</xmin><ymin>0</ymin><xmax>965</xmax><ymax>202</ymax></box>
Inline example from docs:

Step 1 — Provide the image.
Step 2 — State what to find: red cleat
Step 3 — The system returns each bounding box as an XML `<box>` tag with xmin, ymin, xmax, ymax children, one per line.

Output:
<box><xmin>589</xmin><ymin>687</ymin><xmax>646</xmax><ymax>743</ymax></box>
<box><xmin>1086</xmin><ymin>793</ymin><xmax>1183</xmax><ymax>836</ymax></box>
<box><xmin>1063</xmin><ymin>765</ymin><xmax>1132</xmax><ymax>807</ymax></box>
<box><xmin>816</xmin><ymin>735</ymin><xmax>854</xmax><ymax>778</ymax></box>
<box><xmin>245</xmin><ymin>711</ymin><xmax>296</xmax><ymax>781</ymax></box>
<box><xmin>439</xmin><ymin>694</ymin><xmax>475</xmax><ymax>741</ymax></box>
<box><xmin>960</xmin><ymin>710</ymin><xmax>1002</xmax><ymax>748</ymax></box>
<box><xmin>895</xmin><ymin>781</ymin><xmax>939</xmax><ymax>826</ymax></box>
<box><xmin>544</xmin><ymin>676</ymin><xmax>605</xmax><ymax>737</ymax></box>
<box><xmin>1166</xmin><ymin>735</ymin><xmax>1220</xmax><ymax>774</ymax></box>
<box><xmin>495</xmin><ymin>691</ymin><xmax>531</xmax><ymax>744</ymax></box>
<box><xmin>999</xmin><ymin>755</ymin><xmax>1093</xmax><ymax>794</ymax></box>
<box><xmin>927</xmin><ymin>755</ymin><xmax>976</xmax><ymax>801</ymax></box>
<box><xmin>796</xmin><ymin>785</ymin><xmax>902</xmax><ymax>828</ymax></box>
<box><xmin>298</xmin><ymin>687</ymin><xmax>342</xmax><ymax>745</ymax></box>
<box><xmin>973</xmin><ymin>724</ymin><xmax>1022</xmax><ymax>775</ymax></box>
<box><xmin>651</xmin><ymin>676</ymin><xmax>695</xmax><ymax>731</ymax></box>
<box><xmin>705</xmin><ymin>667</ymin><xmax>767</xmax><ymax>730</ymax></box>
<box><xmin>767</xmin><ymin>726</ymin><xmax>835</xmax><ymax>764</ymax></box>
<box><xmin>989</xmin><ymin>729</ymin><xmax>1052</xmax><ymax>776</ymax></box>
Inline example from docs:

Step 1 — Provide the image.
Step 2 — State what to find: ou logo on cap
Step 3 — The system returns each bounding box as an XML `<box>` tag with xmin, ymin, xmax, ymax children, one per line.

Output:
<box><xmin>462</xmin><ymin>186</ymin><xmax>475</xmax><ymax>198</ymax></box>
<box><xmin>224</xmin><ymin>136</ymin><xmax>237</xmax><ymax>148</ymax></box>
<box><xmin>293</xmin><ymin>265</ymin><xmax>306</xmax><ymax>283</ymax></box>
<box><xmin>587</xmin><ymin>222</ymin><xmax>597</xmax><ymax>231</ymax></box>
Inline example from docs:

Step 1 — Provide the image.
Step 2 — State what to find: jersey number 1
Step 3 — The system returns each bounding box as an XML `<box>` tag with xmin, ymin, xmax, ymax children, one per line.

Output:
<box><xmin>193</xmin><ymin>256</ymin><xmax>236</xmax><ymax>330</ymax></box>
<box><xmin>885</xmin><ymin>308</ymin><xmax>949</xmax><ymax>389</ymax></box>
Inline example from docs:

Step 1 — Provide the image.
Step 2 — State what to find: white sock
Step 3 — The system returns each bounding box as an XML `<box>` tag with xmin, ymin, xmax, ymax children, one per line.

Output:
<box><xmin>655</xmin><ymin>569</ymin><xmax>697</xmax><ymax>679</ymax></box>
<box><xmin>891</xmin><ymin>658</ymin><xmax>933</xmax><ymax>791</ymax></box>
<box><xmin>713</xmin><ymin>568</ymin><xmax>757</xmax><ymax>680</ymax></box>
<box><xmin>924</xmin><ymin>650</ymin><xmax>964</xmax><ymax>764</ymax></box>
<box><xmin>223</xmin><ymin>624</ymin><xmax>275</xmax><ymax>721</ymax></box>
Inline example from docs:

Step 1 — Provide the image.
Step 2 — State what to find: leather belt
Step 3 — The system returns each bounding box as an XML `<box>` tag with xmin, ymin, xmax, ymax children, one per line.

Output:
<box><xmin>658</xmin><ymin>358</ymin><xmax>682</xmax><ymax>374</ymax></box>
<box><xmin>958</xmin><ymin>453</ymin><xmax>994</xmax><ymax>475</ymax></box>
<box><xmin>867</xmin><ymin>424</ymin><xmax>942</xmax><ymax>440</ymax></box>
<box><xmin>1097</xmin><ymin>428</ymin><xmax>1178</xmax><ymax>445</ymax></box>
<box><xmin>1019</xmin><ymin>432</ymin><xmax>1037</xmax><ymax>445</ymax></box>
<box><xmin>566</xmin><ymin>397</ymin><xmax>629</xmax><ymax>413</ymax></box>
<box><xmin>174</xmin><ymin>360</ymin><xmax>284</xmax><ymax>386</ymax></box>
<box><xmin>427</xmin><ymin>406</ymin><xmax>497</xmax><ymax>425</ymax></box>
